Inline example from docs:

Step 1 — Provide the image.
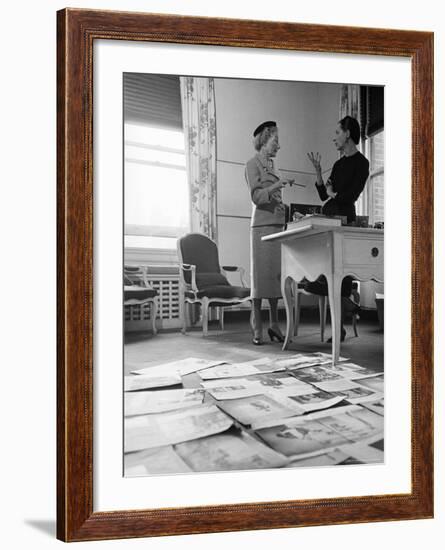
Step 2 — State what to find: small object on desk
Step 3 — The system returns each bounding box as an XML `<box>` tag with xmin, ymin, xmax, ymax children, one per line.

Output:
<box><xmin>287</xmin><ymin>213</ymin><xmax>342</xmax><ymax>230</ymax></box>
<box><xmin>353</xmin><ymin>215</ymin><xmax>369</xmax><ymax>228</ymax></box>
<box><xmin>289</xmin><ymin>203</ymin><xmax>322</xmax><ymax>220</ymax></box>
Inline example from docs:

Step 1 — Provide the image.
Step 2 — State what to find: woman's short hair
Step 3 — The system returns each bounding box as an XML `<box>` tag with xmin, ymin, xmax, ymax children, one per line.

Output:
<box><xmin>253</xmin><ymin>125</ymin><xmax>278</xmax><ymax>151</ymax></box>
<box><xmin>339</xmin><ymin>116</ymin><xmax>361</xmax><ymax>144</ymax></box>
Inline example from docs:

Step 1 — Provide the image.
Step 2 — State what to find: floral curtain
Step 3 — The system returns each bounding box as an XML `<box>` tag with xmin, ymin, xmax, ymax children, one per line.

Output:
<box><xmin>340</xmin><ymin>84</ymin><xmax>366</xmax><ymax>215</ymax></box>
<box><xmin>339</xmin><ymin>84</ymin><xmax>360</xmax><ymax>120</ymax></box>
<box><xmin>180</xmin><ymin>77</ymin><xmax>217</xmax><ymax>241</ymax></box>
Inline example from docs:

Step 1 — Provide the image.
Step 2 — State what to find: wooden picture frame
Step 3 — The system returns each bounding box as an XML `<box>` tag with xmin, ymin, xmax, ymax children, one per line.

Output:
<box><xmin>57</xmin><ymin>8</ymin><xmax>434</xmax><ymax>542</ymax></box>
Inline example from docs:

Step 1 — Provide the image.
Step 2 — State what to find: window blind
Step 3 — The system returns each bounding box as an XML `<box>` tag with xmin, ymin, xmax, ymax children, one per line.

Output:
<box><xmin>360</xmin><ymin>85</ymin><xmax>384</xmax><ymax>137</ymax></box>
<box><xmin>123</xmin><ymin>73</ymin><xmax>183</xmax><ymax>129</ymax></box>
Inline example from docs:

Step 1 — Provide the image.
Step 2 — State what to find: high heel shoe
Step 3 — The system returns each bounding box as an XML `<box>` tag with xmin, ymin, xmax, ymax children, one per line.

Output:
<box><xmin>252</xmin><ymin>337</ymin><xmax>263</xmax><ymax>346</ymax></box>
<box><xmin>327</xmin><ymin>328</ymin><xmax>347</xmax><ymax>343</ymax></box>
<box><xmin>268</xmin><ymin>328</ymin><xmax>284</xmax><ymax>343</ymax></box>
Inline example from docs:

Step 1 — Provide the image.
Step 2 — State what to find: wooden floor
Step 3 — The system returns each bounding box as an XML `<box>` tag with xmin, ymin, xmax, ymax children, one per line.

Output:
<box><xmin>124</xmin><ymin>311</ymin><xmax>383</xmax><ymax>375</ymax></box>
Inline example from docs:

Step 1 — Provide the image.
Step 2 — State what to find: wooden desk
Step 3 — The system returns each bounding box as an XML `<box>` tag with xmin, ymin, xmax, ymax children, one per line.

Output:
<box><xmin>263</xmin><ymin>224</ymin><xmax>384</xmax><ymax>364</ymax></box>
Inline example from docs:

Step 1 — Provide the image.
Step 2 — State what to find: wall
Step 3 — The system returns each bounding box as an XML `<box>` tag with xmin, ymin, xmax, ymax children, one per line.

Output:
<box><xmin>215</xmin><ymin>78</ymin><xmax>341</xmax><ymax>296</ymax></box>
<box><xmin>2</xmin><ymin>1</ymin><xmax>443</xmax><ymax>550</ymax></box>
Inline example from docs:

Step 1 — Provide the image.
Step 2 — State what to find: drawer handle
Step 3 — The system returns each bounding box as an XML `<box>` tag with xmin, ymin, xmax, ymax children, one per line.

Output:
<box><xmin>371</xmin><ymin>247</ymin><xmax>379</xmax><ymax>257</ymax></box>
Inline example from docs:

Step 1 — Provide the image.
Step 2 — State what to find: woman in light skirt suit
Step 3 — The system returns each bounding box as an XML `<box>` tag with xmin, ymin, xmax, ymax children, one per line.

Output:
<box><xmin>245</xmin><ymin>121</ymin><xmax>293</xmax><ymax>346</ymax></box>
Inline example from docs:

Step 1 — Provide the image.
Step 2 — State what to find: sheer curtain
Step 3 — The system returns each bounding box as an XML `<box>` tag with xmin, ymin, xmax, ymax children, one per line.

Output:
<box><xmin>339</xmin><ymin>84</ymin><xmax>360</xmax><ymax>120</ymax></box>
<box><xmin>180</xmin><ymin>77</ymin><xmax>217</xmax><ymax>241</ymax></box>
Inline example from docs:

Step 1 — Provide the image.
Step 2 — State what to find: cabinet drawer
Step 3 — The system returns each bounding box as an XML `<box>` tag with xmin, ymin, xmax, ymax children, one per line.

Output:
<box><xmin>343</xmin><ymin>237</ymin><xmax>384</xmax><ymax>266</ymax></box>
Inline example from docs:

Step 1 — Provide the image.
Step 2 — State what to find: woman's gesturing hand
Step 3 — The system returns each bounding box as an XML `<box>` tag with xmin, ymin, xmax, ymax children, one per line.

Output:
<box><xmin>307</xmin><ymin>152</ymin><xmax>322</xmax><ymax>174</ymax></box>
<box><xmin>270</xmin><ymin>179</ymin><xmax>286</xmax><ymax>192</ymax></box>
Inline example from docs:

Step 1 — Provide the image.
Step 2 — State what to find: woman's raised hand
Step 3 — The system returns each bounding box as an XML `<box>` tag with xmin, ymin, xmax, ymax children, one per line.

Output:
<box><xmin>307</xmin><ymin>152</ymin><xmax>322</xmax><ymax>174</ymax></box>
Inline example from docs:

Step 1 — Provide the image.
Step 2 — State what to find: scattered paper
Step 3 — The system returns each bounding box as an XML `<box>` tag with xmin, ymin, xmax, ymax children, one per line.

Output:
<box><xmin>199</xmin><ymin>358</ymin><xmax>285</xmax><ymax>380</ymax></box>
<box><xmin>285</xmin><ymin>448</ymin><xmax>353</xmax><ymax>468</ymax></box>
<box><xmin>310</xmin><ymin>377</ymin><xmax>382</xmax><ymax>406</ymax></box>
<box><xmin>175</xmin><ymin>431</ymin><xmax>288</xmax><ymax>472</ymax></box>
<box><xmin>125</xmin><ymin>388</ymin><xmax>205</xmax><ymax>416</ymax></box>
<box><xmin>277</xmin><ymin>352</ymin><xmax>348</xmax><ymax>370</ymax></box>
<box><xmin>204</xmin><ymin>381</ymin><xmax>265</xmax><ymax>401</ymax></box>
<box><xmin>357</xmin><ymin>374</ymin><xmax>384</xmax><ymax>393</ymax></box>
<box><xmin>202</xmin><ymin>373</ymin><xmax>314</xmax><ymax>401</ymax></box>
<box><xmin>334</xmin><ymin>385</ymin><xmax>383</xmax><ymax>405</ymax></box>
<box><xmin>339</xmin><ymin>440</ymin><xmax>384</xmax><ymax>464</ymax></box>
<box><xmin>217</xmin><ymin>393</ymin><xmax>304</xmax><ymax>427</ymax></box>
<box><xmin>124</xmin><ymin>374</ymin><xmax>182</xmax><ymax>392</ymax></box>
<box><xmin>125</xmin><ymin>403</ymin><xmax>233</xmax><ymax>452</ymax></box>
<box><xmin>291</xmin><ymin>365</ymin><xmax>344</xmax><ymax>384</ymax></box>
<box><xmin>124</xmin><ymin>446</ymin><xmax>192</xmax><ymax>476</ymax></box>
<box><xmin>255</xmin><ymin>417</ymin><xmax>350</xmax><ymax>457</ymax></box>
<box><xmin>320</xmin><ymin>362</ymin><xmax>382</xmax><ymax>381</ymax></box>
<box><xmin>316</xmin><ymin>406</ymin><xmax>384</xmax><ymax>443</ymax></box>
<box><xmin>285</xmin><ymin>390</ymin><xmax>344</xmax><ymax>414</ymax></box>
<box><xmin>362</xmin><ymin>397</ymin><xmax>385</xmax><ymax>416</ymax></box>
<box><xmin>131</xmin><ymin>357</ymin><xmax>226</xmax><ymax>377</ymax></box>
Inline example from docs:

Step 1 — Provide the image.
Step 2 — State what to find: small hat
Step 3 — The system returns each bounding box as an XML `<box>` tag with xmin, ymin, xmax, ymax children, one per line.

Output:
<box><xmin>253</xmin><ymin>120</ymin><xmax>276</xmax><ymax>137</ymax></box>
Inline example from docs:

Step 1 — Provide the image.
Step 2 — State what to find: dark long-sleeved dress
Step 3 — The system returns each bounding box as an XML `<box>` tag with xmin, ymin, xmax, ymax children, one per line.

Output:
<box><xmin>306</xmin><ymin>150</ymin><xmax>369</xmax><ymax>297</ymax></box>
<box><xmin>316</xmin><ymin>151</ymin><xmax>369</xmax><ymax>224</ymax></box>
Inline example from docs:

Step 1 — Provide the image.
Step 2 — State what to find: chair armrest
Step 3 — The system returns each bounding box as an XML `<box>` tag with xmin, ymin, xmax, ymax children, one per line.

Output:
<box><xmin>221</xmin><ymin>265</ymin><xmax>248</xmax><ymax>287</ymax></box>
<box><xmin>180</xmin><ymin>263</ymin><xmax>198</xmax><ymax>291</ymax></box>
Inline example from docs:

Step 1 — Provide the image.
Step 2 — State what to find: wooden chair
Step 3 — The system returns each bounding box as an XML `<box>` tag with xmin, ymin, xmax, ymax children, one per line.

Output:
<box><xmin>293</xmin><ymin>284</ymin><xmax>328</xmax><ymax>340</ymax></box>
<box><xmin>124</xmin><ymin>265</ymin><xmax>158</xmax><ymax>335</ymax></box>
<box><xmin>293</xmin><ymin>281</ymin><xmax>360</xmax><ymax>341</ymax></box>
<box><xmin>177</xmin><ymin>233</ymin><xmax>251</xmax><ymax>336</ymax></box>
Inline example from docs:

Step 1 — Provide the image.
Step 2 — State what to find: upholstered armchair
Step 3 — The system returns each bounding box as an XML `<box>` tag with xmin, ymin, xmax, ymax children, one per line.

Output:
<box><xmin>177</xmin><ymin>233</ymin><xmax>251</xmax><ymax>336</ymax></box>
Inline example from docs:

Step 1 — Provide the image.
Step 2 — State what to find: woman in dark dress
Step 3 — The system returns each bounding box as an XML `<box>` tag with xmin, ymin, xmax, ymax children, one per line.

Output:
<box><xmin>306</xmin><ymin>116</ymin><xmax>369</xmax><ymax>341</ymax></box>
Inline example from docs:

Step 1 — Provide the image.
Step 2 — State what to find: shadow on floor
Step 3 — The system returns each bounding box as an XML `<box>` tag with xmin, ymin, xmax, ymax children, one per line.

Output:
<box><xmin>24</xmin><ymin>519</ymin><xmax>56</xmax><ymax>538</ymax></box>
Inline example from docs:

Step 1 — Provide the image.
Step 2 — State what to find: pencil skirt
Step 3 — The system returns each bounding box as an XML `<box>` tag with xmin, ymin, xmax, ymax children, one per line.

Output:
<box><xmin>250</xmin><ymin>225</ymin><xmax>283</xmax><ymax>299</ymax></box>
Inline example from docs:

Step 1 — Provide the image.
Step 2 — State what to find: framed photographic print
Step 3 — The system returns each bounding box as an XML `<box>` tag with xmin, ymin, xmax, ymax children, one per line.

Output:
<box><xmin>57</xmin><ymin>8</ymin><xmax>433</xmax><ymax>542</ymax></box>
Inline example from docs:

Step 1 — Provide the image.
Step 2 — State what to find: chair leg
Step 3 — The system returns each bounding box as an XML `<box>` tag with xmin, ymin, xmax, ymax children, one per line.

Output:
<box><xmin>151</xmin><ymin>298</ymin><xmax>158</xmax><ymax>335</ymax></box>
<box><xmin>352</xmin><ymin>313</ymin><xmax>359</xmax><ymax>337</ymax></box>
<box><xmin>181</xmin><ymin>300</ymin><xmax>189</xmax><ymax>334</ymax></box>
<box><xmin>219</xmin><ymin>307</ymin><xmax>225</xmax><ymax>331</ymax></box>
<box><xmin>319</xmin><ymin>296</ymin><xmax>327</xmax><ymax>342</ymax></box>
<box><xmin>202</xmin><ymin>298</ymin><xmax>209</xmax><ymax>336</ymax></box>
<box><xmin>293</xmin><ymin>286</ymin><xmax>301</xmax><ymax>336</ymax></box>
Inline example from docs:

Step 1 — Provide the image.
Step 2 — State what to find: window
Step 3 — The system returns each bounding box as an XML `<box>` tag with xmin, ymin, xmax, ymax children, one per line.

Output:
<box><xmin>358</xmin><ymin>85</ymin><xmax>384</xmax><ymax>225</ymax></box>
<box><xmin>366</xmin><ymin>131</ymin><xmax>384</xmax><ymax>225</ymax></box>
<box><xmin>123</xmin><ymin>74</ymin><xmax>189</xmax><ymax>250</ymax></box>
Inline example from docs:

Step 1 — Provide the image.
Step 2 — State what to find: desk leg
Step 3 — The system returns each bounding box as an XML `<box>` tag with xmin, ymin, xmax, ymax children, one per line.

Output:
<box><xmin>294</xmin><ymin>284</ymin><xmax>301</xmax><ymax>336</ymax></box>
<box><xmin>326</xmin><ymin>274</ymin><xmax>342</xmax><ymax>365</ymax></box>
<box><xmin>282</xmin><ymin>276</ymin><xmax>294</xmax><ymax>350</ymax></box>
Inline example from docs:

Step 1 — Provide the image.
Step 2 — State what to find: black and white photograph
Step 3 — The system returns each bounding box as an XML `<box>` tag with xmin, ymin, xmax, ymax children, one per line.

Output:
<box><xmin>123</xmin><ymin>73</ymin><xmax>385</xmax><ymax>475</ymax></box>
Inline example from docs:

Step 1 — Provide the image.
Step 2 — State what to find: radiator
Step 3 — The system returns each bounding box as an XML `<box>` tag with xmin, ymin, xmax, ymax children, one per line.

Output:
<box><xmin>125</xmin><ymin>265</ymin><xmax>181</xmax><ymax>332</ymax></box>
